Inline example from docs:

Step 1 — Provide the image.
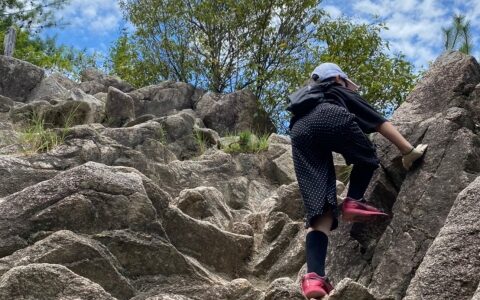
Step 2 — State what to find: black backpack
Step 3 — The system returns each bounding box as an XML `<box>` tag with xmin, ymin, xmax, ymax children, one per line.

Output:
<box><xmin>286</xmin><ymin>81</ymin><xmax>335</xmax><ymax>116</ymax></box>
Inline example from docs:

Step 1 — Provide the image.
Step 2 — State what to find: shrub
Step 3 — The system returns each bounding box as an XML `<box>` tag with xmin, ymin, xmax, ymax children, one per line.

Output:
<box><xmin>19</xmin><ymin>105</ymin><xmax>79</xmax><ymax>154</ymax></box>
<box><xmin>221</xmin><ymin>130</ymin><xmax>270</xmax><ymax>154</ymax></box>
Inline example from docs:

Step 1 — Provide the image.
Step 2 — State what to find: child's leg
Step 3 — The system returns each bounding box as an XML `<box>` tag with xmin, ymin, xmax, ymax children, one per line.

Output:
<box><xmin>347</xmin><ymin>163</ymin><xmax>378</xmax><ymax>200</ymax></box>
<box><xmin>306</xmin><ymin>210</ymin><xmax>333</xmax><ymax>276</ymax></box>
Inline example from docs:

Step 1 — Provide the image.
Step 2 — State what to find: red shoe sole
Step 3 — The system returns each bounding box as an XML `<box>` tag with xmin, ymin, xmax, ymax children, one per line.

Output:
<box><xmin>342</xmin><ymin>208</ymin><xmax>389</xmax><ymax>223</ymax></box>
<box><xmin>303</xmin><ymin>286</ymin><xmax>327</xmax><ymax>299</ymax></box>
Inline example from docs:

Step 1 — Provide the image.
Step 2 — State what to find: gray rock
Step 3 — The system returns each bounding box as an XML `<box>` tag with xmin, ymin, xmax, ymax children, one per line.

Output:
<box><xmin>129</xmin><ymin>81</ymin><xmax>196</xmax><ymax>117</ymax></box>
<box><xmin>0</xmin><ymin>263</ymin><xmax>116</xmax><ymax>300</ymax></box>
<box><xmin>0</xmin><ymin>95</ymin><xmax>14</xmax><ymax>112</ymax></box>
<box><xmin>163</xmin><ymin>206</ymin><xmax>253</xmax><ymax>276</ymax></box>
<box><xmin>230</xmin><ymin>222</ymin><xmax>254</xmax><ymax>237</ymax></box>
<box><xmin>102</xmin><ymin>120</ymin><xmax>177</xmax><ymax>163</ymax></box>
<box><xmin>265</xmin><ymin>134</ymin><xmax>296</xmax><ymax>184</ymax></box>
<box><xmin>263</xmin><ymin>277</ymin><xmax>304</xmax><ymax>300</ymax></box>
<box><xmin>267</xmin><ymin>226</ymin><xmax>305</xmax><ymax>280</ymax></box>
<box><xmin>193</xmin><ymin>126</ymin><xmax>221</xmax><ymax>148</ymax></box>
<box><xmin>263</xmin><ymin>212</ymin><xmax>290</xmax><ymax>243</ymax></box>
<box><xmin>174</xmin><ymin>186</ymin><xmax>232</xmax><ymax>229</ymax></box>
<box><xmin>94</xmin><ymin>92</ymin><xmax>108</xmax><ymax>103</ymax></box>
<box><xmin>0</xmin><ymin>162</ymin><xmax>159</xmax><ymax>256</ymax></box>
<box><xmin>327</xmin><ymin>278</ymin><xmax>376</xmax><ymax>300</ymax></box>
<box><xmin>473</xmin><ymin>284</ymin><xmax>480</xmax><ymax>300</ymax></box>
<box><xmin>195</xmin><ymin>89</ymin><xmax>275</xmax><ymax>135</ymax></box>
<box><xmin>404</xmin><ymin>176</ymin><xmax>480</xmax><ymax>300</ymax></box>
<box><xmin>326</xmin><ymin>52</ymin><xmax>480</xmax><ymax>299</ymax></box>
<box><xmin>81</xmin><ymin>68</ymin><xmax>106</xmax><ymax>82</ymax></box>
<box><xmin>156</xmin><ymin>110</ymin><xmax>204</xmax><ymax>159</ymax></box>
<box><xmin>106</xmin><ymin>86</ymin><xmax>135</xmax><ymax>127</ymax></box>
<box><xmin>79</xmin><ymin>80</ymin><xmax>107</xmax><ymax>94</ymax></box>
<box><xmin>27</xmin><ymin>74</ymin><xmax>69</xmax><ymax>102</ymax></box>
<box><xmin>268</xmin><ymin>183</ymin><xmax>304</xmax><ymax>221</ymax></box>
<box><xmin>144</xmin><ymin>295</ymin><xmax>194</xmax><ymax>300</ymax></box>
<box><xmin>0</xmin><ymin>156</ymin><xmax>58</xmax><ymax>198</ymax></box>
<box><xmin>253</xmin><ymin>222</ymin><xmax>301</xmax><ymax>276</ymax></box>
<box><xmin>125</xmin><ymin>114</ymin><xmax>156</xmax><ymax>127</ymax></box>
<box><xmin>80</xmin><ymin>68</ymin><xmax>134</xmax><ymax>93</ymax></box>
<box><xmin>11</xmin><ymin>88</ymin><xmax>105</xmax><ymax>128</ymax></box>
<box><xmin>93</xmin><ymin>230</ymin><xmax>210</xmax><ymax>280</ymax></box>
<box><xmin>132</xmin><ymin>278</ymin><xmax>262</xmax><ymax>300</ymax></box>
<box><xmin>0</xmin><ymin>55</ymin><xmax>45</xmax><ymax>102</ymax></box>
<box><xmin>49</xmin><ymin>72</ymin><xmax>78</xmax><ymax>90</ymax></box>
<box><xmin>224</xmin><ymin>176</ymin><xmax>250</xmax><ymax>210</ymax></box>
<box><xmin>0</xmin><ymin>230</ymin><xmax>135</xmax><ymax>299</ymax></box>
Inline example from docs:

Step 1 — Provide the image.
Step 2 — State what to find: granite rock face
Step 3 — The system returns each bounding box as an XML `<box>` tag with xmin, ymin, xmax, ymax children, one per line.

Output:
<box><xmin>106</xmin><ymin>86</ymin><xmax>136</xmax><ymax>127</ymax></box>
<box><xmin>0</xmin><ymin>52</ymin><xmax>479</xmax><ymax>300</ymax></box>
<box><xmin>196</xmin><ymin>89</ymin><xmax>275</xmax><ymax>135</ymax></box>
<box><xmin>0</xmin><ymin>263</ymin><xmax>116</xmax><ymax>300</ymax></box>
<box><xmin>0</xmin><ymin>55</ymin><xmax>44</xmax><ymax>102</ymax></box>
<box><xmin>327</xmin><ymin>52</ymin><xmax>480</xmax><ymax>299</ymax></box>
<box><xmin>403</xmin><ymin>176</ymin><xmax>480</xmax><ymax>300</ymax></box>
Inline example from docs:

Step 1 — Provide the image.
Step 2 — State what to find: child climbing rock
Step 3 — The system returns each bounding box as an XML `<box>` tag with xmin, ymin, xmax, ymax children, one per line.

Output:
<box><xmin>287</xmin><ymin>63</ymin><xmax>427</xmax><ymax>299</ymax></box>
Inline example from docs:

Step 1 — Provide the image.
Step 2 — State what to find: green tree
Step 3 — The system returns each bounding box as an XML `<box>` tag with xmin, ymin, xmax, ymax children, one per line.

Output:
<box><xmin>442</xmin><ymin>14</ymin><xmax>472</xmax><ymax>54</ymax></box>
<box><xmin>119</xmin><ymin>0</ymin><xmax>323</xmax><ymax>109</ymax></box>
<box><xmin>115</xmin><ymin>1</ymin><xmax>416</xmax><ymax>131</ymax></box>
<box><xmin>314</xmin><ymin>18</ymin><xmax>417</xmax><ymax>113</ymax></box>
<box><xmin>1</xmin><ymin>0</ymin><xmax>98</xmax><ymax>79</ymax></box>
<box><xmin>106</xmin><ymin>32</ymin><xmax>161</xmax><ymax>88</ymax></box>
<box><xmin>1</xmin><ymin>0</ymin><xmax>69</xmax><ymax>31</ymax></box>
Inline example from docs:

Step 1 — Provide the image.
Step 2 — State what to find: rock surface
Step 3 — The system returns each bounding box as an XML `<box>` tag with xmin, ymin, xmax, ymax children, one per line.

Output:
<box><xmin>106</xmin><ymin>86</ymin><xmax>136</xmax><ymax>127</ymax></box>
<box><xmin>326</xmin><ymin>52</ymin><xmax>480</xmax><ymax>299</ymax></box>
<box><xmin>403</xmin><ymin>176</ymin><xmax>480</xmax><ymax>300</ymax></box>
<box><xmin>0</xmin><ymin>263</ymin><xmax>115</xmax><ymax>300</ymax></box>
<box><xmin>0</xmin><ymin>52</ymin><xmax>479</xmax><ymax>300</ymax></box>
<box><xmin>196</xmin><ymin>89</ymin><xmax>275</xmax><ymax>135</ymax></box>
<box><xmin>0</xmin><ymin>55</ymin><xmax>44</xmax><ymax>102</ymax></box>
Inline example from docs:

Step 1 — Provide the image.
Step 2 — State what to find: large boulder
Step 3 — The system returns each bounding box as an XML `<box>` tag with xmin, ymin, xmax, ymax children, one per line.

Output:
<box><xmin>327</xmin><ymin>278</ymin><xmax>377</xmax><ymax>300</ymax></box>
<box><xmin>0</xmin><ymin>156</ymin><xmax>58</xmax><ymax>198</ymax></box>
<box><xmin>128</xmin><ymin>81</ymin><xmax>202</xmax><ymax>118</ymax></box>
<box><xmin>403</xmin><ymin>176</ymin><xmax>480</xmax><ymax>300</ymax></box>
<box><xmin>0</xmin><ymin>162</ymin><xmax>161</xmax><ymax>256</ymax></box>
<box><xmin>327</xmin><ymin>52</ymin><xmax>480</xmax><ymax>299</ymax></box>
<box><xmin>27</xmin><ymin>74</ymin><xmax>70</xmax><ymax>102</ymax></box>
<box><xmin>252</xmin><ymin>220</ymin><xmax>303</xmax><ymax>278</ymax></box>
<box><xmin>263</xmin><ymin>277</ymin><xmax>304</xmax><ymax>300</ymax></box>
<box><xmin>0</xmin><ymin>95</ymin><xmax>14</xmax><ymax>112</ymax></box>
<box><xmin>93</xmin><ymin>230</ymin><xmax>210</xmax><ymax>280</ymax></box>
<box><xmin>79</xmin><ymin>67</ymin><xmax>134</xmax><ymax>94</ymax></box>
<box><xmin>0</xmin><ymin>230</ymin><xmax>135</xmax><ymax>299</ymax></box>
<box><xmin>195</xmin><ymin>89</ymin><xmax>275</xmax><ymax>135</ymax></box>
<box><xmin>264</xmin><ymin>134</ymin><xmax>296</xmax><ymax>184</ymax></box>
<box><xmin>0</xmin><ymin>263</ymin><xmax>115</xmax><ymax>300</ymax></box>
<box><xmin>162</xmin><ymin>206</ymin><xmax>253</xmax><ymax>276</ymax></box>
<box><xmin>105</xmin><ymin>86</ymin><xmax>135</xmax><ymax>127</ymax></box>
<box><xmin>11</xmin><ymin>88</ymin><xmax>105</xmax><ymax>127</ymax></box>
<box><xmin>132</xmin><ymin>278</ymin><xmax>263</xmax><ymax>300</ymax></box>
<box><xmin>0</xmin><ymin>55</ymin><xmax>44</xmax><ymax>102</ymax></box>
<box><xmin>174</xmin><ymin>186</ymin><xmax>233</xmax><ymax>229</ymax></box>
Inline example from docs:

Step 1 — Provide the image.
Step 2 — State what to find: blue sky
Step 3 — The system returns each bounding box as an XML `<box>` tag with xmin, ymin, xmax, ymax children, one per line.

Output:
<box><xmin>43</xmin><ymin>0</ymin><xmax>480</xmax><ymax>71</ymax></box>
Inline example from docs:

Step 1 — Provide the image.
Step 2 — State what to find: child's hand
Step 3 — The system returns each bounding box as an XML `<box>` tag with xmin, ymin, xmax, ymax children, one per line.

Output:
<box><xmin>402</xmin><ymin>144</ymin><xmax>428</xmax><ymax>170</ymax></box>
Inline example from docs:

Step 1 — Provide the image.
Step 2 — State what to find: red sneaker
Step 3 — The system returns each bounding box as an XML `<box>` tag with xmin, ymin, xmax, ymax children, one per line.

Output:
<box><xmin>301</xmin><ymin>272</ymin><xmax>334</xmax><ymax>299</ymax></box>
<box><xmin>341</xmin><ymin>197</ymin><xmax>389</xmax><ymax>223</ymax></box>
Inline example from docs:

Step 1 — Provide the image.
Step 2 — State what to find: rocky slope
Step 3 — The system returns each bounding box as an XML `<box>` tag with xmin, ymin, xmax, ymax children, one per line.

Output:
<box><xmin>0</xmin><ymin>51</ymin><xmax>479</xmax><ymax>300</ymax></box>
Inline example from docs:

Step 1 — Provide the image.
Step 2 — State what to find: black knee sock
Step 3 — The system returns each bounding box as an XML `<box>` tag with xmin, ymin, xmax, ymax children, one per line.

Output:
<box><xmin>306</xmin><ymin>231</ymin><xmax>329</xmax><ymax>276</ymax></box>
<box><xmin>347</xmin><ymin>164</ymin><xmax>377</xmax><ymax>200</ymax></box>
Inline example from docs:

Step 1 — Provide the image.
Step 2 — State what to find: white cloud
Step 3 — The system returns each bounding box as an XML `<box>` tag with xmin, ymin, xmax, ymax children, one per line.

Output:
<box><xmin>324</xmin><ymin>5</ymin><xmax>342</xmax><ymax>18</ymax></box>
<box><xmin>54</xmin><ymin>0</ymin><xmax>122</xmax><ymax>35</ymax></box>
<box><xmin>322</xmin><ymin>0</ymin><xmax>480</xmax><ymax>69</ymax></box>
